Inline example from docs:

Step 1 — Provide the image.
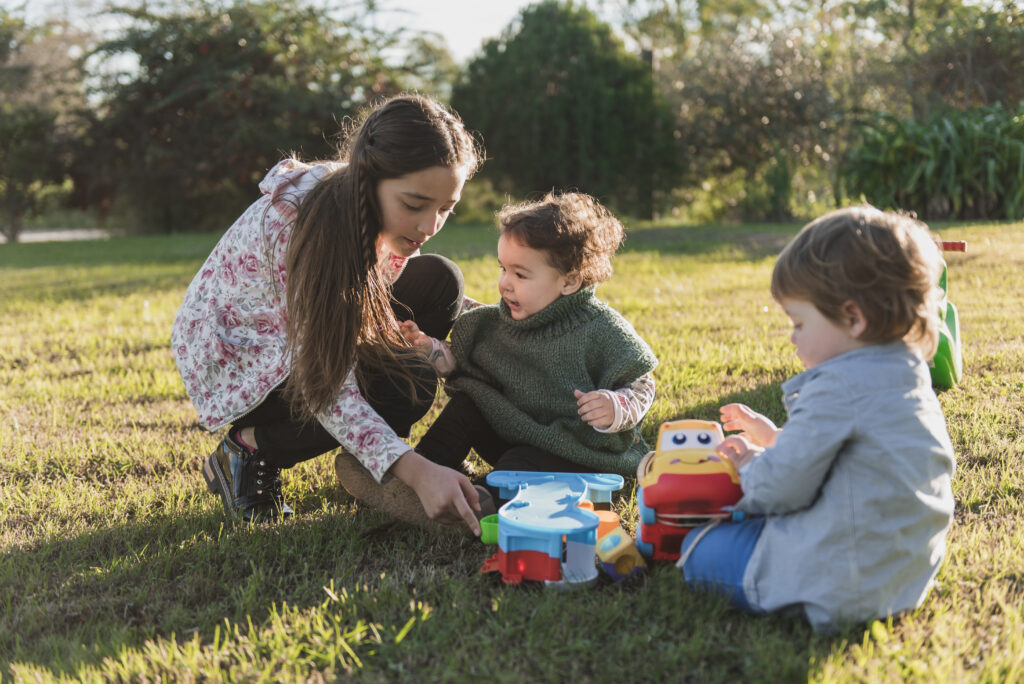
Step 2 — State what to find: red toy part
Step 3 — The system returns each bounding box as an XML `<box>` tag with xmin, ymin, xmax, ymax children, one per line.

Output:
<box><xmin>639</xmin><ymin>472</ymin><xmax>743</xmax><ymax>560</ymax></box>
<box><xmin>643</xmin><ymin>471</ymin><xmax>743</xmax><ymax>517</ymax></box>
<box><xmin>482</xmin><ymin>549</ymin><xmax>562</xmax><ymax>585</ymax></box>
<box><xmin>638</xmin><ymin>526</ymin><xmax>686</xmax><ymax>562</ymax></box>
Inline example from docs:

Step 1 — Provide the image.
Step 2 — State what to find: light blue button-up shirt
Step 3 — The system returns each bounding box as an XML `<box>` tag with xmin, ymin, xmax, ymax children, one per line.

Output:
<box><xmin>737</xmin><ymin>341</ymin><xmax>955</xmax><ymax>632</ymax></box>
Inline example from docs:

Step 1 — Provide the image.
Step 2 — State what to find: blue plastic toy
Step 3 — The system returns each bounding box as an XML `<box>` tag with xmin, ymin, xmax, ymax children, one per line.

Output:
<box><xmin>480</xmin><ymin>471</ymin><xmax>624</xmax><ymax>587</ymax></box>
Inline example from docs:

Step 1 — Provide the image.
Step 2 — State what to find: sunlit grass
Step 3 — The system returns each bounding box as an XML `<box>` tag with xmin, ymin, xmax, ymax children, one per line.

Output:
<box><xmin>1</xmin><ymin>220</ymin><xmax>1022</xmax><ymax>681</ymax></box>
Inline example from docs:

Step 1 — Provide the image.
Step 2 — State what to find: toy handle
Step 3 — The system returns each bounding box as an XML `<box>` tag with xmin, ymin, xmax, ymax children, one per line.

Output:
<box><xmin>940</xmin><ymin>241</ymin><xmax>967</xmax><ymax>252</ymax></box>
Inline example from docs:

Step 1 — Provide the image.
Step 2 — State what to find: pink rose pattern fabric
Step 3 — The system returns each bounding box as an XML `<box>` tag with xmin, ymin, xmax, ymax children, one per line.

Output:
<box><xmin>172</xmin><ymin>159</ymin><xmax>412</xmax><ymax>482</ymax></box>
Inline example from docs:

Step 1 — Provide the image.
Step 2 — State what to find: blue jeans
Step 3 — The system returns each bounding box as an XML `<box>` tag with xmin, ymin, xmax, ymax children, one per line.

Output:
<box><xmin>678</xmin><ymin>517</ymin><xmax>765</xmax><ymax>612</ymax></box>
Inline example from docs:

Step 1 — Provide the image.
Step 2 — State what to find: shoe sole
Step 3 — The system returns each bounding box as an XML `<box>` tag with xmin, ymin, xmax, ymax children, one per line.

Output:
<box><xmin>202</xmin><ymin>453</ymin><xmax>240</xmax><ymax>521</ymax></box>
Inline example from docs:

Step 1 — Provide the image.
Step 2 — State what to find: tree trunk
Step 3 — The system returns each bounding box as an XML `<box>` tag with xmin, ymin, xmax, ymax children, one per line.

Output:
<box><xmin>2</xmin><ymin>210</ymin><xmax>25</xmax><ymax>243</ymax></box>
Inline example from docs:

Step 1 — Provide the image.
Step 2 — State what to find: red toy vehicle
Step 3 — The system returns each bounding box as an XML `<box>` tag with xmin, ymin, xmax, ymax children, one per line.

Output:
<box><xmin>636</xmin><ymin>420</ymin><xmax>743</xmax><ymax>561</ymax></box>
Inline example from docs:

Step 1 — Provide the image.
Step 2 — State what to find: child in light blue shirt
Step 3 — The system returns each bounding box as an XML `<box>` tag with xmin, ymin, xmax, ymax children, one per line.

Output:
<box><xmin>678</xmin><ymin>206</ymin><xmax>956</xmax><ymax>632</ymax></box>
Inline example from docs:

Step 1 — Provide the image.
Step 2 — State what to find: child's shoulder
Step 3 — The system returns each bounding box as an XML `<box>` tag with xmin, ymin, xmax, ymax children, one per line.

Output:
<box><xmin>586</xmin><ymin>298</ymin><xmax>649</xmax><ymax>342</ymax></box>
<box><xmin>790</xmin><ymin>342</ymin><xmax>930</xmax><ymax>400</ymax></box>
<box><xmin>830</xmin><ymin>342</ymin><xmax>924</xmax><ymax>379</ymax></box>
<box><xmin>580</xmin><ymin>300</ymin><xmax>657</xmax><ymax>368</ymax></box>
<box><xmin>451</xmin><ymin>302</ymin><xmax>500</xmax><ymax>335</ymax></box>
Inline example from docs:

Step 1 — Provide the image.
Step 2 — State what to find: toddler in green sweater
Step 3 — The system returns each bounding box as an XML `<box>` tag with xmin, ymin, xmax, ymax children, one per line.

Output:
<box><xmin>402</xmin><ymin>192</ymin><xmax>658</xmax><ymax>500</ymax></box>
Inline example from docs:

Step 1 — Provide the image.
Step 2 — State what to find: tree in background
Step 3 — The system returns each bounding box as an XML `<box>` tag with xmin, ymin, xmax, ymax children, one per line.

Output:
<box><xmin>0</xmin><ymin>8</ymin><xmax>85</xmax><ymax>242</ymax></box>
<box><xmin>14</xmin><ymin>0</ymin><xmax>1024</xmax><ymax>230</ymax></box>
<box><xmin>85</xmin><ymin>0</ymin><xmax>414</xmax><ymax>233</ymax></box>
<box><xmin>662</xmin><ymin>28</ymin><xmax>835</xmax><ymax>220</ymax></box>
<box><xmin>451</xmin><ymin>1</ymin><xmax>682</xmax><ymax>219</ymax></box>
<box><xmin>851</xmin><ymin>0</ymin><xmax>1024</xmax><ymax>117</ymax></box>
<box><xmin>613</xmin><ymin>0</ymin><xmax>1023</xmax><ymax>221</ymax></box>
<box><xmin>612</xmin><ymin>0</ymin><xmax>844</xmax><ymax>220</ymax></box>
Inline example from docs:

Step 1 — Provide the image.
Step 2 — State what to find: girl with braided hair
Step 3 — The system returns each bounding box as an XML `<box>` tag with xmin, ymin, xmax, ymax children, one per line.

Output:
<box><xmin>172</xmin><ymin>94</ymin><xmax>486</xmax><ymax>533</ymax></box>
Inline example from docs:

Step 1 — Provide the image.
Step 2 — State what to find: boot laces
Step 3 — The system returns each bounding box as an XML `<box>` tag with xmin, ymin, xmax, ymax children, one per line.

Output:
<box><xmin>253</xmin><ymin>459</ymin><xmax>284</xmax><ymax>500</ymax></box>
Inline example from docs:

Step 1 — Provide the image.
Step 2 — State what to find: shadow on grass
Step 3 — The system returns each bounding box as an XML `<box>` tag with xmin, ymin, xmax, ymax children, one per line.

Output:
<box><xmin>620</xmin><ymin>223</ymin><xmax>797</xmax><ymax>260</ymax></box>
<box><xmin>0</xmin><ymin>234</ymin><xmax>220</xmax><ymax>271</ymax></box>
<box><xmin>0</xmin><ymin>486</ymin><xmax>477</xmax><ymax>678</ymax></box>
<box><xmin>1</xmin><ymin>471</ymin><xmax>858</xmax><ymax>680</ymax></box>
<box><xmin>679</xmin><ymin>382</ymin><xmax>790</xmax><ymax>428</ymax></box>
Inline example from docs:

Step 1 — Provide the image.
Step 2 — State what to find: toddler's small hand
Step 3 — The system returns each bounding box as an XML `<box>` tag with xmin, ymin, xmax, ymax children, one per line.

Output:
<box><xmin>399</xmin><ymin>320</ymin><xmax>431</xmax><ymax>351</ymax></box>
<box><xmin>716</xmin><ymin>435</ymin><xmax>759</xmax><ymax>470</ymax></box>
<box><xmin>574</xmin><ymin>389</ymin><xmax>614</xmax><ymax>429</ymax></box>
<box><xmin>720</xmin><ymin>403</ymin><xmax>780</xmax><ymax>448</ymax></box>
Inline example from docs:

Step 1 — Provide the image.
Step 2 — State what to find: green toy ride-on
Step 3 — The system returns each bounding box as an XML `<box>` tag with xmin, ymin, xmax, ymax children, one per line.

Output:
<box><xmin>930</xmin><ymin>240</ymin><xmax>966</xmax><ymax>390</ymax></box>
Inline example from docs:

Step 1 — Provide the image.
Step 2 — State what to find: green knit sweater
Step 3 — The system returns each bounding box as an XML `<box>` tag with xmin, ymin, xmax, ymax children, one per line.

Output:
<box><xmin>446</xmin><ymin>287</ymin><xmax>658</xmax><ymax>475</ymax></box>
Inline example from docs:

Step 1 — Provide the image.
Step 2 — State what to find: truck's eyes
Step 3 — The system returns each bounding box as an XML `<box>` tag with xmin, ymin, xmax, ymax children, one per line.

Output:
<box><xmin>671</xmin><ymin>433</ymin><xmax>687</xmax><ymax>445</ymax></box>
<box><xmin>698</xmin><ymin>433</ymin><xmax>712</xmax><ymax>445</ymax></box>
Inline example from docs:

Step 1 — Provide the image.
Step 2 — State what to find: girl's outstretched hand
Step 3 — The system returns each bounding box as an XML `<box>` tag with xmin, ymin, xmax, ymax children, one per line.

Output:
<box><xmin>719</xmin><ymin>403</ymin><xmax>781</xmax><ymax>448</ymax></box>
<box><xmin>574</xmin><ymin>389</ymin><xmax>614</xmax><ymax>429</ymax></box>
<box><xmin>391</xmin><ymin>450</ymin><xmax>481</xmax><ymax>535</ymax></box>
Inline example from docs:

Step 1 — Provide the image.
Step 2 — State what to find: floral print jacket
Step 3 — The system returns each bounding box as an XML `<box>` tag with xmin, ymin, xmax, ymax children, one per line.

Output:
<box><xmin>171</xmin><ymin>159</ymin><xmax>413</xmax><ymax>482</ymax></box>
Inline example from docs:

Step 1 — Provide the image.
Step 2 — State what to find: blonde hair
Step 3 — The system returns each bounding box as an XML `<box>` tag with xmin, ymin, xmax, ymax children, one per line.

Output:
<box><xmin>498</xmin><ymin>192</ymin><xmax>624</xmax><ymax>287</ymax></box>
<box><xmin>771</xmin><ymin>205</ymin><xmax>943</xmax><ymax>359</ymax></box>
<box><xmin>285</xmin><ymin>94</ymin><xmax>483</xmax><ymax>419</ymax></box>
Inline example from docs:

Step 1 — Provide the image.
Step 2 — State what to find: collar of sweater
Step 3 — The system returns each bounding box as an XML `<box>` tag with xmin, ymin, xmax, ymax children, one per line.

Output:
<box><xmin>497</xmin><ymin>287</ymin><xmax>602</xmax><ymax>337</ymax></box>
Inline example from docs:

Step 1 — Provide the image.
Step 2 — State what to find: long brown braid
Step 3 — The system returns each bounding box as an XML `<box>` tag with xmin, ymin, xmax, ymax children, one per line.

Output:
<box><xmin>283</xmin><ymin>95</ymin><xmax>483</xmax><ymax>421</ymax></box>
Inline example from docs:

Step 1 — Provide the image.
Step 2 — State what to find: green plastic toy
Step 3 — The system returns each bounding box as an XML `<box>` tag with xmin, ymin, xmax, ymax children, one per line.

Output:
<box><xmin>930</xmin><ymin>241</ymin><xmax>966</xmax><ymax>390</ymax></box>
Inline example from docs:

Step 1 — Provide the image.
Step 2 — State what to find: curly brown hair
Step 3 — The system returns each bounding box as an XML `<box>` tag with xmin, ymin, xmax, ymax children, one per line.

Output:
<box><xmin>771</xmin><ymin>205</ymin><xmax>944</xmax><ymax>359</ymax></box>
<box><xmin>497</xmin><ymin>192</ymin><xmax>624</xmax><ymax>287</ymax></box>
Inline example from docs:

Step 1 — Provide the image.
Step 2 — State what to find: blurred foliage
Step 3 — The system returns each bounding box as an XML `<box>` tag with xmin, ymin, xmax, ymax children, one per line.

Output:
<box><xmin>9</xmin><ymin>0</ymin><xmax>1024</xmax><ymax>231</ymax></box>
<box><xmin>82</xmin><ymin>0</ymin><xmax>425</xmax><ymax>233</ymax></box>
<box><xmin>0</xmin><ymin>103</ymin><xmax>64</xmax><ymax>242</ymax></box>
<box><xmin>0</xmin><ymin>6</ymin><xmax>86</xmax><ymax>242</ymax></box>
<box><xmin>845</xmin><ymin>103</ymin><xmax>1024</xmax><ymax>221</ymax></box>
<box><xmin>451</xmin><ymin>1</ymin><xmax>682</xmax><ymax>219</ymax></box>
<box><xmin>659</xmin><ymin>27</ymin><xmax>835</xmax><ymax>221</ymax></box>
<box><xmin>610</xmin><ymin>0</ymin><xmax>1024</xmax><ymax>222</ymax></box>
<box><xmin>850</xmin><ymin>0</ymin><xmax>1024</xmax><ymax>116</ymax></box>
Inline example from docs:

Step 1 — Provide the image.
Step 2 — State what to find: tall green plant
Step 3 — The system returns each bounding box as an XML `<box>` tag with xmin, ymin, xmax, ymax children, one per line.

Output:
<box><xmin>451</xmin><ymin>1</ymin><xmax>681</xmax><ymax>219</ymax></box>
<box><xmin>845</xmin><ymin>104</ymin><xmax>1024</xmax><ymax>220</ymax></box>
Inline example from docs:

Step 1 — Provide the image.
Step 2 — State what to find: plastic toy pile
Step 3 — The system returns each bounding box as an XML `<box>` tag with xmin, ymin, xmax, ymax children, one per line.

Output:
<box><xmin>479</xmin><ymin>420</ymin><xmax>742</xmax><ymax>586</ymax></box>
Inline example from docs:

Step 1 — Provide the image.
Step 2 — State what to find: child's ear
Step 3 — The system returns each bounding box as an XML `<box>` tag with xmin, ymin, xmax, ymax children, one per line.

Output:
<box><xmin>842</xmin><ymin>300</ymin><xmax>867</xmax><ymax>338</ymax></box>
<box><xmin>561</xmin><ymin>271</ymin><xmax>583</xmax><ymax>295</ymax></box>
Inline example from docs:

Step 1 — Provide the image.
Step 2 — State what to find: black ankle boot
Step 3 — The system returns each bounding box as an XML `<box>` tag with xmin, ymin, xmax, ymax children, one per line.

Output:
<box><xmin>202</xmin><ymin>431</ymin><xmax>293</xmax><ymax>522</ymax></box>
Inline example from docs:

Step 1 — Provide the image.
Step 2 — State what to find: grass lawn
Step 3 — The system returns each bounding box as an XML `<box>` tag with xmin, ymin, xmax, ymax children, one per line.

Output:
<box><xmin>1</xmin><ymin>218</ymin><xmax>1022</xmax><ymax>681</ymax></box>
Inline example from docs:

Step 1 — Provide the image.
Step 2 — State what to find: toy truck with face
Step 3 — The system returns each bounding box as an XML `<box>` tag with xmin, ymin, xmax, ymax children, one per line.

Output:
<box><xmin>636</xmin><ymin>419</ymin><xmax>743</xmax><ymax>561</ymax></box>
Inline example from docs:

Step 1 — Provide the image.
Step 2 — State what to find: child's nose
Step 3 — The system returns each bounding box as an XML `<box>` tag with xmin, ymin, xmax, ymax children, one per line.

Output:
<box><xmin>420</xmin><ymin>213</ymin><xmax>443</xmax><ymax>237</ymax></box>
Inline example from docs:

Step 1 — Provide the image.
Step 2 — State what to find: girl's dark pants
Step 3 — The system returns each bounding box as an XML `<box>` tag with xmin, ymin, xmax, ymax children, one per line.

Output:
<box><xmin>232</xmin><ymin>254</ymin><xmax>462</xmax><ymax>469</ymax></box>
<box><xmin>416</xmin><ymin>393</ymin><xmax>597</xmax><ymax>502</ymax></box>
